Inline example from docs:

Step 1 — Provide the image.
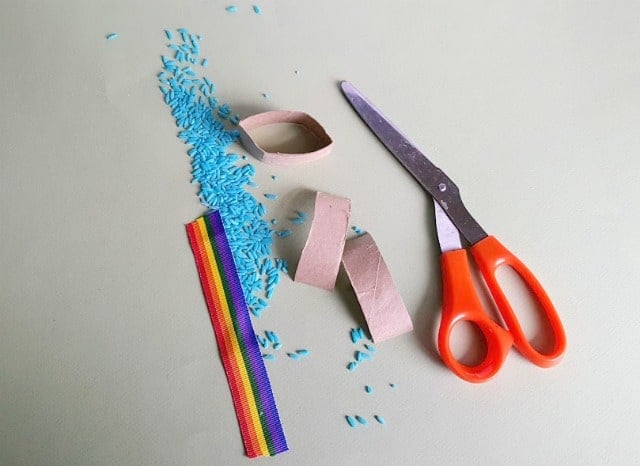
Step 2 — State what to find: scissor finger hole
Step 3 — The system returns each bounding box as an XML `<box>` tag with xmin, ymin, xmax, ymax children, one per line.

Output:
<box><xmin>495</xmin><ymin>265</ymin><xmax>555</xmax><ymax>354</ymax></box>
<box><xmin>449</xmin><ymin>320</ymin><xmax>488</xmax><ymax>367</ymax></box>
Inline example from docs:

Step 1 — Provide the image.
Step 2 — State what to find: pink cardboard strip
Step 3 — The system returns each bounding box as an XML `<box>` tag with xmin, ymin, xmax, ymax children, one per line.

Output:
<box><xmin>237</xmin><ymin>111</ymin><xmax>333</xmax><ymax>166</ymax></box>
<box><xmin>294</xmin><ymin>192</ymin><xmax>351</xmax><ymax>291</ymax></box>
<box><xmin>341</xmin><ymin>233</ymin><xmax>414</xmax><ymax>343</ymax></box>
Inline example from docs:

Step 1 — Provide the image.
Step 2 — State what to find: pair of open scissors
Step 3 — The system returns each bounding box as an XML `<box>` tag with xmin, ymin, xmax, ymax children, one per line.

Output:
<box><xmin>341</xmin><ymin>81</ymin><xmax>566</xmax><ymax>383</ymax></box>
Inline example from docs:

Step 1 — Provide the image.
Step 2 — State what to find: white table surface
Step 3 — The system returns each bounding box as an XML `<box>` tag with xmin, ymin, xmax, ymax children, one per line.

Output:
<box><xmin>2</xmin><ymin>1</ymin><xmax>639</xmax><ymax>465</ymax></box>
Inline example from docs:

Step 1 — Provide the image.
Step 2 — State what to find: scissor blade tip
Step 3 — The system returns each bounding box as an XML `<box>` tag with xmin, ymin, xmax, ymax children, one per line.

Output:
<box><xmin>340</xmin><ymin>80</ymin><xmax>354</xmax><ymax>93</ymax></box>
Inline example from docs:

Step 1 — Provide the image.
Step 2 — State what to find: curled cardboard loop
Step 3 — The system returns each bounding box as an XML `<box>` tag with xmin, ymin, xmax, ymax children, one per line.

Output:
<box><xmin>294</xmin><ymin>192</ymin><xmax>351</xmax><ymax>291</ymax></box>
<box><xmin>238</xmin><ymin>111</ymin><xmax>333</xmax><ymax>166</ymax></box>
<box><xmin>294</xmin><ymin>190</ymin><xmax>413</xmax><ymax>343</ymax></box>
<box><xmin>342</xmin><ymin>233</ymin><xmax>414</xmax><ymax>343</ymax></box>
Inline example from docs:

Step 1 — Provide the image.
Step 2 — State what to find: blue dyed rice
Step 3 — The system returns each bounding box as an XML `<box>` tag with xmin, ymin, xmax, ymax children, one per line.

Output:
<box><xmin>265</xmin><ymin>330</ymin><xmax>279</xmax><ymax>344</ymax></box>
<box><xmin>253</xmin><ymin>5</ymin><xmax>261</xmax><ymax>14</ymax></box>
<box><xmin>374</xmin><ymin>415</ymin><xmax>385</xmax><ymax>425</ymax></box>
<box><xmin>256</xmin><ymin>334</ymin><xmax>269</xmax><ymax>348</ymax></box>
<box><xmin>346</xmin><ymin>416</ymin><xmax>357</xmax><ymax>428</ymax></box>
<box><xmin>290</xmin><ymin>211</ymin><xmax>307</xmax><ymax>225</ymax></box>
<box><xmin>275</xmin><ymin>258</ymin><xmax>288</xmax><ymax>273</ymax></box>
<box><xmin>264</xmin><ymin>193</ymin><xmax>278</xmax><ymax>200</ymax></box>
<box><xmin>217</xmin><ymin>103</ymin><xmax>231</xmax><ymax>119</ymax></box>
<box><xmin>226</xmin><ymin>5</ymin><xmax>238</xmax><ymax>12</ymax></box>
<box><xmin>355</xmin><ymin>415</ymin><xmax>368</xmax><ymax>425</ymax></box>
<box><xmin>106</xmin><ymin>33</ymin><xmax>118</xmax><ymax>40</ymax></box>
<box><xmin>158</xmin><ymin>28</ymin><xmax>284</xmax><ymax>318</ymax></box>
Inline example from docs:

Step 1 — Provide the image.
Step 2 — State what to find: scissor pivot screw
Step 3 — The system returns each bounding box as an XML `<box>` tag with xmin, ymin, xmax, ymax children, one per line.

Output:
<box><xmin>438</xmin><ymin>183</ymin><xmax>447</xmax><ymax>192</ymax></box>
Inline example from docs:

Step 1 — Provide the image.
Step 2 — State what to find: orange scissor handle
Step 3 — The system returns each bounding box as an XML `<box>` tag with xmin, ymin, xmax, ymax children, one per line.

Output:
<box><xmin>470</xmin><ymin>235</ymin><xmax>566</xmax><ymax>367</ymax></box>
<box><xmin>437</xmin><ymin>248</ymin><xmax>514</xmax><ymax>383</ymax></box>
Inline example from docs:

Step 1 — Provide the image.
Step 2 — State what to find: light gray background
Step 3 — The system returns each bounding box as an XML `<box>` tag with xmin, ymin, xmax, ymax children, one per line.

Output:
<box><xmin>1</xmin><ymin>1</ymin><xmax>639</xmax><ymax>465</ymax></box>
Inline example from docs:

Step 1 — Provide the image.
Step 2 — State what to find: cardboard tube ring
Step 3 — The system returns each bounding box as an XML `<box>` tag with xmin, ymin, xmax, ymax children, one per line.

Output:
<box><xmin>341</xmin><ymin>233</ymin><xmax>414</xmax><ymax>343</ymax></box>
<box><xmin>294</xmin><ymin>191</ymin><xmax>351</xmax><ymax>291</ymax></box>
<box><xmin>237</xmin><ymin>111</ymin><xmax>333</xmax><ymax>166</ymax></box>
<box><xmin>293</xmin><ymin>191</ymin><xmax>414</xmax><ymax>343</ymax></box>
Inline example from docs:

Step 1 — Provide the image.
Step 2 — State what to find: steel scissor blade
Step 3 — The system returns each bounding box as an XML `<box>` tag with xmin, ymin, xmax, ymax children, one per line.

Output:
<box><xmin>434</xmin><ymin>200</ymin><xmax>462</xmax><ymax>253</ymax></box>
<box><xmin>341</xmin><ymin>81</ymin><xmax>487</xmax><ymax>245</ymax></box>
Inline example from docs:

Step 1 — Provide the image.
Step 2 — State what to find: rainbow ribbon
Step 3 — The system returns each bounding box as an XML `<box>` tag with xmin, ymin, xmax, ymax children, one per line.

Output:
<box><xmin>186</xmin><ymin>210</ymin><xmax>288</xmax><ymax>458</ymax></box>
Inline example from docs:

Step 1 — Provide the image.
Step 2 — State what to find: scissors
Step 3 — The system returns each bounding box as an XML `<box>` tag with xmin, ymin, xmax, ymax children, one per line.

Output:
<box><xmin>341</xmin><ymin>81</ymin><xmax>566</xmax><ymax>383</ymax></box>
